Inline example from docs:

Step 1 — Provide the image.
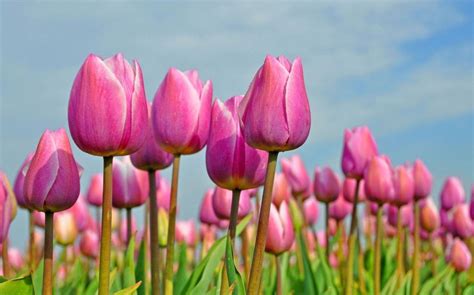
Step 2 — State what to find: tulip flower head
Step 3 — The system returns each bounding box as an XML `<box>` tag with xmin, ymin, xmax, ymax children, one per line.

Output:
<box><xmin>212</xmin><ymin>187</ymin><xmax>251</xmax><ymax>220</ymax></box>
<box><xmin>265</xmin><ymin>201</ymin><xmax>295</xmax><ymax>255</ymax></box>
<box><xmin>364</xmin><ymin>156</ymin><xmax>394</xmax><ymax>205</ymax></box>
<box><xmin>68</xmin><ymin>53</ymin><xmax>148</xmax><ymax>157</ymax></box>
<box><xmin>341</xmin><ymin>126</ymin><xmax>378</xmax><ymax>179</ymax></box>
<box><xmin>272</xmin><ymin>173</ymin><xmax>292</xmax><ymax>207</ymax></box>
<box><xmin>342</xmin><ymin>178</ymin><xmax>366</xmax><ymax>203</ymax></box>
<box><xmin>80</xmin><ymin>229</ymin><xmax>100</xmax><ymax>259</ymax></box>
<box><xmin>440</xmin><ymin>177</ymin><xmax>465</xmax><ymax>211</ymax></box>
<box><xmin>413</xmin><ymin>159</ymin><xmax>432</xmax><ymax>200</ymax></box>
<box><xmin>281</xmin><ymin>155</ymin><xmax>311</xmax><ymax>196</ymax></box>
<box><xmin>452</xmin><ymin>204</ymin><xmax>473</xmax><ymax>239</ymax></box>
<box><xmin>8</xmin><ymin>248</ymin><xmax>24</xmax><ymax>271</ymax></box>
<box><xmin>0</xmin><ymin>178</ymin><xmax>12</xmax><ymax>243</ymax></box>
<box><xmin>176</xmin><ymin>220</ymin><xmax>197</xmax><ymax>247</ymax></box>
<box><xmin>238</xmin><ymin>55</ymin><xmax>311</xmax><ymax>152</ymax></box>
<box><xmin>329</xmin><ymin>193</ymin><xmax>352</xmax><ymax>221</ymax></box>
<box><xmin>112</xmin><ymin>157</ymin><xmax>149</xmax><ymax>209</ymax></box>
<box><xmin>449</xmin><ymin>238</ymin><xmax>472</xmax><ymax>272</ymax></box>
<box><xmin>387</xmin><ymin>204</ymin><xmax>413</xmax><ymax>228</ymax></box>
<box><xmin>314</xmin><ymin>166</ymin><xmax>340</xmax><ymax>203</ymax></box>
<box><xmin>13</xmin><ymin>152</ymin><xmax>34</xmax><ymax>208</ymax></box>
<box><xmin>54</xmin><ymin>211</ymin><xmax>78</xmax><ymax>246</ymax></box>
<box><xmin>420</xmin><ymin>199</ymin><xmax>440</xmax><ymax>233</ymax></box>
<box><xmin>304</xmin><ymin>197</ymin><xmax>319</xmax><ymax>226</ymax></box>
<box><xmin>86</xmin><ymin>173</ymin><xmax>103</xmax><ymax>207</ymax></box>
<box><xmin>199</xmin><ymin>189</ymin><xmax>220</xmax><ymax>226</ymax></box>
<box><xmin>156</xmin><ymin>177</ymin><xmax>171</xmax><ymax>211</ymax></box>
<box><xmin>68</xmin><ymin>195</ymin><xmax>90</xmax><ymax>232</ymax></box>
<box><xmin>391</xmin><ymin>165</ymin><xmax>414</xmax><ymax>207</ymax></box>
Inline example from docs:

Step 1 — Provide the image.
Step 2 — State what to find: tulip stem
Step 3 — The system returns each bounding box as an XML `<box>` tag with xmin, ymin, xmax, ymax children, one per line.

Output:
<box><xmin>345</xmin><ymin>178</ymin><xmax>360</xmax><ymax>295</ymax></box>
<box><xmin>98</xmin><ymin>156</ymin><xmax>113</xmax><ymax>295</ymax></box>
<box><xmin>242</xmin><ymin>227</ymin><xmax>250</xmax><ymax>281</ymax></box>
<box><xmin>396</xmin><ymin>207</ymin><xmax>405</xmax><ymax>288</ymax></box>
<box><xmin>247</xmin><ymin>151</ymin><xmax>279</xmax><ymax>295</ymax></box>
<box><xmin>455</xmin><ymin>272</ymin><xmax>461</xmax><ymax>295</ymax></box>
<box><xmin>96</xmin><ymin>207</ymin><xmax>101</xmax><ymax>225</ymax></box>
<box><xmin>222</xmin><ymin>189</ymin><xmax>241</xmax><ymax>292</ymax></box>
<box><xmin>43</xmin><ymin>211</ymin><xmax>54</xmax><ymax>295</ymax></box>
<box><xmin>411</xmin><ymin>201</ymin><xmax>420</xmax><ymax>295</ymax></box>
<box><xmin>28</xmin><ymin>210</ymin><xmax>36</xmax><ymax>271</ymax></box>
<box><xmin>374</xmin><ymin>205</ymin><xmax>383</xmax><ymax>295</ymax></box>
<box><xmin>2</xmin><ymin>238</ymin><xmax>11</xmax><ymax>278</ymax></box>
<box><xmin>164</xmin><ymin>154</ymin><xmax>181</xmax><ymax>295</ymax></box>
<box><xmin>325</xmin><ymin>203</ymin><xmax>330</xmax><ymax>262</ymax></box>
<box><xmin>275</xmin><ymin>255</ymin><xmax>282</xmax><ymax>295</ymax></box>
<box><xmin>429</xmin><ymin>233</ymin><xmax>436</xmax><ymax>276</ymax></box>
<box><xmin>148</xmin><ymin>170</ymin><xmax>161</xmax><ymax>295</ymax></box>
<box><xmin>126</xmin><ymin>208</ymin><xmax>132</xmax><ymax>245</ymax></box>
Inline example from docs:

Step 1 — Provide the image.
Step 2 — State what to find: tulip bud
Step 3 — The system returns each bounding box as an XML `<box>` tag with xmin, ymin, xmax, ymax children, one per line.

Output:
<box><xmin>68</xmin><ymin>53</ymin><xmax>148</xmax><ymax>157</ymax></box>
<box><xmin>449</xmin><ymin>238</ymin><xmax>472</xmax><ymax>272</ymax></box>
<box><xmin>387</xmin><ymin>204</ymin><xmax>412</xmax><ymax>228</ymax></box>
<box><xmin>24</xmin><ymin>129</ymin><xmax>80</xmax><ymax>212</ymax></box>
<box><xmin>86</xmin><ymin>174</ymin><xmax>103</xmax><ymax>207</ymax></box>
<box><xmin>342</xmin><ymin>178</ymin><xmax>366</xmax><ymax>203</ymax></box>
<box><xmin>152</xmin><ymin>68</ymin><xmax>212</xmax><ymax>155</ymax></box>
<box><xmin>54</xmin><ymin>212</ymin><xmax>78</xmax><ymax>246</ymax></box>
<box><xmin>364</xmin><ymin>156</ymin><xmax>394</xmax><ymax>205</ymax></box>
<box><xmin>211</xmin><ymin>187</ymin><xmax>251</xmax><ymax>220</ymax></box>
<box><xmin>470</xmin><ymin>185</ymin><xmax>474</xmax><ymax>220</ymax></box>
<box><xmin>329</xmin><ymin>193</ymin><xmax>352</xmax><ymax>221</ymax></box>
<box><xmin>265</xmin><ymin>201</ymin><xmax>295</xmax><ymax>255</ymax></box>
<box><xmin>206</xmin><ymin>96</ymin><xmax>268</xmax><ymax>191</ymax></box>
<box><xmin>0</xmin><ymin>178</ymin><xmax>12</xmax><ymax>243</ymax></box>
<box><xmin>239</xmin><ymin>55</ymin><xmax>311</xmax><ymax>152</ymax></box>
<box><xmin>8</xmin><ymin>248</ymin><xmax>24</xmax><ymax>271</ymax></box>
<box><xmin>281</xmin><ymin>155</ymin><xmax>311</xmax><ymax>196</ymax></box>
<box><xmin>112</xmin><ymin>157</ymin><xmax>149</xmax><ymax>209</ymax></box>
<box><xmin>392</xmin><ymin>165</ymin><xmax>414</xmax><ymax>206</ymax></box>
<box><xmin>304</xmin><ymin>198</ymin><xmax>319</xmax><ymax>226</ymax></box>
<box><xmin>68</xmin><ymin>196</ymin><xmax>90</xmax><ymax>232</ymax></box>
<box><xmin>420</xmin><ymin>199</ymin><xmax>440</xmax><ymax>233</ymax></box>
<box><xmin>314</xmin><ymin>166</ymin><xmax>340</xmax><ymax>203</ymax></box>
<box><xmin>80</xmin><ymin>229</ymin><xmax>100</xmax><ymax>259</ymax></box>
<box><xmin>341</xmin><ymin>126</ymin><xmax>378</xmax><ymax>179</ymax></box>
<box><xmin>272</xmin><ymin>173</ymin><xmax>291</xmax><ymax>207</ymax></box>
<box><xmin>13</xmin><ymin>153</ymin><xmax>34</xmax><ymax>208</ymax></box>
<box><xmin>413</xmin><ymin>159</ymin><xmax>432</xmax><ymax>200</ymax></box>
<box><xmin>452</xmin><ymin>204</ymin><xmax>473</xmax><ymax>239</ymax></box>
<box><xmin>440</xmin><ymin>177</ymin><xmax>465</xmax><ymax>211</ymax></box>
<box><xmin>0</xmin><ymin>173</ymin><xmax>17</xmax><ymax>224</ymax></box>
<box><xmin>199</xmin><ymin>189</ymin><xmax>219</xmax><ymax>226</ymax></box>
<box><xmin>158</xmin><ymin>208</ymin><xmax>168</xmax><ymax>247</ymax></box>
<box><xmin>176</xmin><ymin>220</ymin><xmax>197</xmax><ymax>247</ymax></box>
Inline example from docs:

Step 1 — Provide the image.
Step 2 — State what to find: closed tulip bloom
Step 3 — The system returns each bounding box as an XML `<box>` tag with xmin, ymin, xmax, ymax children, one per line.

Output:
<box><xmin>238</xmin><ymin>55</ymin><xmax>311</xmax><ymax>152</ymax></box>
<box><xmin>329</xmin><ymin>193</ymin><xmax>352</xmax><ymax>221</ymax></box>
<box><xmin>212</xmin><ymin>187</ymin><xmax>251</xmax><ymax>220</ymax></box>
<box><xmin>152</xmin><ymin>68</ymin><xmax>212</xmax><ymax>155</ymax></box>
<box><xmin>86</xmin><ymin>174</ymin><xmax>103</xmax><ymax>207</ymax></box>
<box><xmin>392</xmin><ymin>165</ymin><xmax>414</xmax><ymax>206</ymax></box>
<box><xmin>68</xmin><ymin>53</ymin><xmax>148</xmax><ymax>157</ymax></box>
<box><xmin>0</xmin><ymin>173</ymin><xmax>17</xmax><ymax>223</ymax></box>
<box><xmin>8</xmin><ymin>248</ymin><xmax>24</xmax><ymax>271</ymax></box>
<box><xmin>54</xmin><ymin>212</ymin><xmax>78</xmax><ymax>246</ymax></box>
<box><xmin>470</xmin><ymin>185</ymin><xmax>474</xmax><ymax>220</ymax></box>
<box><xmin>420</xmin><ymin>199</ymin><xmax>440</xmax><ymax>233</ymax></box>
<box><xmin>342</xmin><ymin>178</ymin><xmax>366</xmax><ymax>203</ymax></box>
<box><xmin>440</xmin><ymin>177</ymin><xmax>465</xmax><ymax>211</ymax></box>
<box><xmin>13</xmin><ymin>152</ymin><xmax>34</xmax><ymax>208</ymax></box>
<box><xmin>112</xmin><ymin>157</ymin><xmax>149</xmax><ymax>208</ymax></box>
<box><xmin>200</xmin><ymin>224</ymin><xmax>217</xmax><ymax>244</ymax></box>
<box><xmin>265</xmin><ymin>201</ymin><xmax>295</xmax><ymax>255</ymax></box>
<box><xmin>131</xmin><ymin>102</ymin><xmax>174</xmax><ymax>170</ymax></box>
<box><xmin>68</xmin><ymin>196</ymin><xmax>90</xmax><ymax>232</ymax></box>
<box><xmin>341</xmin><ymin>126</ymin><xmax>378</xmax><ymax>179</ymax></box>
<box><xmin>199</xmin><ymin>189</ymin><xmax>220</xmax><ymax>226</ymax></box>
<box><xmin>314</xmin><ymin>166</ymin><xmax>340</xmax><ymax>203</ymax></box>
<box><xmin>206</xmin><ymin>96</ymin><xmax>268</xmax><ymax>190</ymax></box>
<box><xmin>80</xmin><ymin>229</ymin><xmax>100</xmax><ymax>259</ymax></box>
<box><xmin>176</xmin><ymin>220</ymin><xmax>197</xmax><ymax>247</ymax></box>
<box><xmin>0</xmin><ymin>179</ymin><xmax>12</xmax><ymax>243</ymax></box>
<box><xmin>272</xmin><ymin>173</ymin><xmax>292</xmax><ymax>207</ymax></box>
<box><xmin>413</xmin><ymin>159</ymin><xmax>432</xmax><ymax>200</ymax></box>
<box><xmin>304</xmin><ymin>198</ymin><xmax>319</xmax><ymax>226</ymax></box>
<box><xmin>449</xmin><ymin>238</ymin><xmax>472</xmax><ymax>272</ymax></box>
<box><xmin>24</xmin><ymin>129</ymin><xmax>80</xmax><ymax>212</ymax></box>
<box><xmin>281</xmin><ymin>155</ymin><xmax>311</xmax><ymax>196</ymax></box>
<box><xmin>387</xmin><ymin>204</ymin><xmax>413</xmax><ymax>228</ymax></box>
<box><xmin>452</xmin><ymin>204</ymin><xmax>473</xmax><ymax>239</ymax></box>
<box><xmin>156</xmin><ymin>177</ymin><xmax>171</xmax><ymax>211</ymax></box>
<box><xmin>364</xmin><ymin>156</ymin><xmax>394</xmax><ymax>205</ymax></box>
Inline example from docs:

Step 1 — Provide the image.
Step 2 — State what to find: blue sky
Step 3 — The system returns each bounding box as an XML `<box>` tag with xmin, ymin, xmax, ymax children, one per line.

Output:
<box><xmin>1</xmin><ymin>1</ymin><xmax>473</xmax><ymax>250</ymax></box>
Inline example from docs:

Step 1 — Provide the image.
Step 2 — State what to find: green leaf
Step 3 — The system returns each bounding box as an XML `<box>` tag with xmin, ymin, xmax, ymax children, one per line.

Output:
<box><xmin>135</xmin><ymin>238</ymin><xmax>147</xmax><ymax>295</ymax></box>
<box><xmin>32</xmin><ymin>259</ymin><xmax>44</xmax><ymax>295</ymax></box>
<box><xmin>59</xmin><ymin>259</ymin><xmax>87</xmax><ymax>295</ymax></box>
<box><xmin>297</xmin><ymin>230</ymin><xmax>317</xmax><ymax>294</ymax></box>
<box><xmin>123</xmin><ymin>236</ymin><xmax>137</xmax><ymax>290</ymax></box>
<box><xmin>224</xmin><ymin>235</ymin><xmax>246</xmax><ymax>295</ymax></box>
<box><xmin>174</xmin><ymin>243</ymin><xmax>189</xmax><ymax>295</ymax></box>
<box><xmin>419</xmin><ymin>265</ymin><xmax>453</xmax><ymax>295</ymax></box>
<box><xmin>114</xmin><ymin>281</ymin><xmax>142</xmax><ymax>295</ymax></box>
<box><xmin>0</xmin><ymin>275</ymin><xmax>34</xmax><ymax>295</ymax></box>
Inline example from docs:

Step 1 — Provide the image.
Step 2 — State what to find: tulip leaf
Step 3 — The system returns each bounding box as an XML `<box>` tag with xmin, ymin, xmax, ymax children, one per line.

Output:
<box><xmin>135</xmin><ymin>238</ymin><xmax>147</xmax><ymax>295</ymax></box>
<box><xmin>114</xmin><ymin>281</ymin><xmax>142</xmax><ymax>295</ymax></box>
<box><xmin>174</xmin><ymin>243</ymin><xmax>189</xmax><ymax>294</ymax></box>
<box><xmin>123</xmin><ymin>235</ymin><xmax>137</xmax><ymax>291</ymax></box>
<box><xmin>419</xmin><ymin>265</ymin><xmax>453</xmax><ymax>295</ymax></box>
<box><xmin>59</xmin><ymin>259</ymin><xmax>87</xmax><ymax>295</ymax></box>
<box><xmin>0</xmin><ymin>274</ymin><xmax>34</xmax><ymax>295</ymax></box>
<box><xmin>297</xmin><ymin>230</ymin><xmax>317</xmax><ymax>294</ymax></box>
<box><xmin>224</xmin><ymin>235</ymin><xmax>246</xmax><ymax>295</ymax></box>
<box><xmin>32</xmin><ymin>258</ymin><xmax>44</xmax><ymax>295</ymax></box>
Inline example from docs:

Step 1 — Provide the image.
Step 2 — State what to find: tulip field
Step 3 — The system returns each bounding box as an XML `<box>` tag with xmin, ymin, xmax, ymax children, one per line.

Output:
<box><xmin>1</xmin><ymin>53</ymin><xmax>473</xmax><ymax>295</ymax></box>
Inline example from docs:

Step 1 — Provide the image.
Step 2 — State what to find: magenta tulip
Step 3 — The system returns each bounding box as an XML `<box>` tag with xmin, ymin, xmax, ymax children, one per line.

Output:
<box><xmin>413</xmin><ymin>159</ymin><xmax>432</xmax><ymax>200</ymax></box>
<box><xmin>272</xmin><ymin>173</ymin><xmax>291</xmax><ymax>207</ymax></box>
<box><xmin>440</xmin><ymin>177</ymin><xmax>465</xmax><ymax>211</ymax></box>
<box><xmin>281</xmin><ymin>155</ymin><xmax>311</xmax><ymax>196</ymax></box>
<box><xmin>112</xmin><ymin>157</ymin><xmax>149</xmax><ymax>209</ymax></box>
<box><xmin>303</xmin><ymin>198</ymin><xmax>319</xmax><ymax>226</ymax></box>
<box><xmin>341</xmin><ymin>126</ymin><xmax>378</xmax><ymax>179</ymax></box>
<box><xmin>176</xmin><ymin>220</ymin><xmax>197</xmax><ymax>247</ymax></box>
<box><xmin>206</xmin><ymin>96</ymin><xmax>268</xmax><ymax>190</ymax></box>
<box><xmin>449</xmin><ymin>238</ymin><xmax>472</xmax><ymax>272</ymax></box>
<box><xmin>452</xmin><ymin>204</ymin><xmax>473</xmax><ymax>239</ymax></box>
<box><xmin>265</xmin><ymin>201</ymin><xmax>295</xmax><ymax>255</ymax></box>
<box><xmin>470</xmin><ymin>185</ymin><xmax>474</xmax><ymax>220</ymax></box>
<box><xmin>392</xmin><ymin>165</ymin><xmax>414</xmax><ymax>207</ymax></box>
<box><xmin>238</xmin><ymin>55</ymin><xmax>311</xmax><ymax>152</ymax></box>
<box><xmin>329</xmin><ymin>193</ymin><xmax>352</xmax><ymax>221</ymax></box>
<box><xmin>86</xmin><ymin>174</ymin><xmax>103</xmax><ymax>207</ymax></box>
<box><xmin>0</xmin><ymin>179</ymin><xmax>12</xmax><ymax>243</ymax></box>
<box><xmin>420</xmin><ymin>199</ymin><xmax>440</xmax><ymax>233</ymax></box>
<box><xmin>314</xmin><ymin>166</ymin><xmax>340</xmax><ymax>203</ymax></box>
<box><xmin>199</xmin><ymin>189</ymin><xmax>220</xmax><ymax>226</ymax></box>
<box><xmin>387</xmin><ymin>204</ymin><xmax>413</xmax><ymax>228</ymax></box>
<box><xmin>212</xmin><ymin>187</ymin><xmax>251</xmax><ymax>220</ymax></box>
<box><xmin>24</xmin><ymin>129</ymin><xmax>80</xmax><ymax>212</ymax></box>
<box><xmin>80</xmin><ymin>229</ymin><xmax>100</xmax><ymax>259</ymax></box>
<box><xmin>68</xmin><ymin>53</ymin><xmax>148</xmax><ymax>157</ymax></box>
<box><xmin>364</xmin><ymin>156</ymin><xmax>394</xmax><ymax>205</ymax></box>
<box><xmin>67</xmin><ymin>195</ymin><xmax>90</xmax><ymax>232</ymax></box>
<box><xmin>342</xmin><ymin>178</ymin><xmax>366</xmax><ymax>203</ymax></box>
<box><xmin>13</xmin><ymin>152</ymin><xmax>34</xmax><ymax>208</ymax></box>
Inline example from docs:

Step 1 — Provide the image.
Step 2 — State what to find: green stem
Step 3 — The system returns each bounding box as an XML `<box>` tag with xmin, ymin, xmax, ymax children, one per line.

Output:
<box><xmin>411</xmin><ymin>201</ymin><xmax>420</xmax><ymax>295</ymax></box>
<box><xmin>374</xmin><ymin>205</ymin><xmax>383</xmax><ymax>295</ymax></box>
<box><xmin>2</xmin><ymin>238</ymin><xmax>11</xmax><ymax>278</ymax></box>
<box><xmin>98</xmin><ymin>156</ymin><xmax>113</xmax><ymax>295</ymax></box>
<box><xmin>222</xmin><ymin>189</ymin><xmax>241</xmax><ymax>292</ymax></box>
<box><xmin>29</xmin><ymin>210</ymin><xmax>36</xmax><ymax>271</ymax></box>
<box><xmin>396</xmin><ymin>206</ymin><xmax>405</xmax><ymax>288</ymax></box>
<box><xmin>148</xmin><ymin>170</ymin><xmax>160</xmax><ymax>295</ymax></box>
<box><xmin>164</xmin><ymin>155</ymin><xmax>181</xmax><ymax>295</ymax></box>
<box><xmin>455</xmin><ymin>272</ymin><xmax>461</xmax><ymax>295</ymax></box>
<box><xmin>429</xmin><ymin>233</ymin><xmax>436</xmax><ymax>276</ymax></box>
<box><xmin>325</xmin><ymin>202</ymin><xmax>330</xmax><ymax>262</ymax></box>
<box><xmin>242</xmin><ymin>227</ymin><xmax>250</xmax><ymax>281</ymax></box>
<box><xmin>126</xmin><ymin>208</ymin><xmax>132</xmax><ymax>244</ymax></box>
<box><xmin>43</xmin><ymin>211</ymin><xmax>54</xmax><ymax>295</ymax></box>
<box><xmin>247</xmin><ymin>151</ymin><xmax>279</xmax><ymax>295</ymax></box>
<box><xmin>345</xmin><ymin>178</ymin><xmax>360</xmax><ymax>295</ymax></box>
<box><xmin>275</xmin><ymin>255</ymin><xmax>282</xmax><ymax>295</ymax></box>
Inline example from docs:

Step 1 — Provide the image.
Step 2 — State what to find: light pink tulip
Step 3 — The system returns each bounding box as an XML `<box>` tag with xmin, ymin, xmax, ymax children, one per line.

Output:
<box><xmin>452</xmin><ymin>204</ymin><xmax>473</xmax><ymax>239</ymax></box>
<box><xmin>392</xmin><ymin>165</ymin><xmax>414</xmax><ymax>206</ymax></box>
<box><xmin>413</xmin><ymin>159</ymin><xmax>432</xmax><ymax>200</ymax></box>
<box><xmin>449</xmin><ymin>238</ymin><xmax>472</xmax><ymax>272</ymax></box>
<box><xmin>199</xmin><ymin>189</ymin><xmax>220</xmax><ymax>226</ymax></box>
<box><xmin>156</xmin><ymin>177</ymin><xmax>171</xmax><ymax>211</ymax></box>
<box><xmin>364</xmin><ymin>156</ymin><xmax>394</xmax><ymax>205</ymax></box>
<box><xmin>212</xmin><ymin>187</ymin><xmax>251</xmax><ymax>220</ymax></box>
<box><xmin>329</xmin><ymin>193</ymin><xmax>352</xmax><ymax>221</ymax></box>
<box><xmin>304</xmin><ymin>198</ymin><xmax>319</xmax><ymax>226</ymax></box>
<box><xmin>342</xmin><ymin>178</ymin><xmax>366</xmax><ymax>203</ymax></box>
<box><xmin>176</xmin><ymin>220</ymin><xmax>197</xmax><ymax>247</ymax></box>
<box><xmin>0</xmin><ymin>178</ymin><xmax>12</xmax><ymax>243</ymax></box>
<box><xmin>8</xmin><ymin>248</ymin><xmax>24</xmax><ymax>271</ymax></box>
<box><xmin>13</xmin><ymin>152</ymin><xmax>34</xmax><ymax>208</ymax></box>
<box><xmin>80</xmin><ymin>229</ymin><xmax>100</xmax><ymax>259</ymax></box>
<box><xmin>265</xmin><ymin>201</ymin><xmax>295</xmax><ymax>255</ymax></box>
<box><xmin>112</xmin><ymin>157</ymin><xmax>149</xmax><ymax>209</ymax></box>
<box><xmin>86</xmin><ymin>173</ymin><xmax>103</xmax><ymax>207</ymax></box>
<box><xmin>281</xmin><ymin>155</ymin><xmax>311</xmax><ymax>196</ymax></box>
<box><xmin>272</xmin><ymin>173</ymin><xmax>291</xmax><ymax>207</ymax></box>
<box><xmin>440</xmin><ymin>177</ymin><xmax>465</xmax><ymax>210</ymax></box>
<box><xmin>341</xmin><ymin>126</ymin><xmax>378</xmax><ymax>179</ymax></box>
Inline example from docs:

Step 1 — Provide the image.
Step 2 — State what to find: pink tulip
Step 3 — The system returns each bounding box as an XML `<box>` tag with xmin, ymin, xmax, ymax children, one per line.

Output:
<box><xmin>13</xmin><ymin>152</ymin><xmax>34</xmax><ymax>208</ymax></box>
<box><xmin>152</xmin><ymin>68</ymin><xmax>212</xmax><ymax>155</ymax></box>
<box><xmin>119</xmin><ymin>216</ymin><xmax>137</xmax><ymax>244</ymax></box>
<box><xmin>449</xmin><ymin>238</ymin><xmax>472</xmax><ymax>272</ymax></box>
<box><xmin>206</xmin><ymin>96</ymin><xmax>268</xmax><ymax>190</ymax></box>
<box><xmin>281</xmin><ymin>155</ymin><xmax>311</xmax><ymax>196</ymax></box>
<box><xmin>314</xmin><ymin>166</ymin><xmax>340</xmax><ymax>203</ymax></box>
<box><xmin>238</xmin><ymin>55</ymin><xmax>311</xmax><ymax>152</ymax></box>
<box><xmin>86</xmin><ymin>173</ymin><xmax>103</xmax><ymax>207</ymax></box>
<box><xmin>176</xmin><ymin>220</ymin><xmax>197</xmax><ymax>247</ymax></box>
<box><xmin>33</xmin><ymin>211</ymin><xmax>45</xmax><ymax>228</ymax></box>
<box><xmin>54</xmin><ymin>211</ymin><xmax>78</xmax><ymax>246</ymax></box>
<box><xmin>452</xmin><ymin>204</ymin><xmax>473</xmax><ymax>239</ymax></box>
<box><xmin>420</xmin><ymin>199</ymin><xmax>440</xmax><ymax>233</ymax></box>
<box><xmin>329</xmin><ymin>193</ymin><xmax>352</xmax><ymax>221</ymax></box>
<box><xmin>199</xmin><ymin>189</ymin><xmax>220</xmax><ymax>226</ymax></box>
<box><xmin>272</xmin><ymin>173</ymin><xmax>291</xmax><ymax>207</ymax></box>
<box><xmin>341</xmin><ymin>126</ymin><xmax>378</xmax><ymax>179</ymax></box>
<box><xmin>304</xmin><ymin>198</ymin><xmax>319</xmax><ymax>226</ymax></box>
<box><xmin>200</xmin><ymin>224</ymin><xmax>217</xmax><ymax>243</ymax></box>
<box><xmin>413</xmin><ymin>159</ymin><xmax>432</xmax><ymax>200</ymax></box>
<box><xmin>391</xmin><ymin>165</ymin><xmax>414</xmax><ymax>206</ymax></box>
<box><xmin>8</xmin><ymin>248</ymin><xmax>24</xmax><ymax>271</ymax></box>
<box><xmin>24</xmin><ymin>129</ymin><xmax>80</xmax><ymax>212</ymax></box>
<box><xmin>112</xmin><ymin>157</ymin><xmax>149</xmax><ymax>209</ymax></box>
<box><xmin>68</xmin><ymin>53</ymin><xmax>148</xmax><ymax>157</ymax></box>
<box><xmin>265</xmin><ymin>201</ymin><xmax>295</xmax><ymax>255</ymax></box>
<box><xmin>440</xmin><ymin>177</ymin><xmax>465</xmax><ymax>211</ymax></box>
<box><xmin>364</xmin><ymin>156</ymin><xmax>394</xmax><ymax>205</ymax></box>
<box><xmin>0</xmin><ymin>178</ymin><xmax>12</xmax><ymax>243</ymax></box>
<box><xmin>67</xmin><ymin>195</ymin><xmax>90</xmax><ymax>232</ymax></box>
<box><xmin>212</xmin><ymin>187</ymin><xmax>251</xmax><ymax>220</ymax></box>
<box><xmin>470</xmin><ymin>185</ymin><xmax>474</xmax><ymax>220</ymax></box>
<box><xmin>80</xmin><ymin>229</ymin><xmax>100</xmax><ymax>259</ymax></box>
<box><xmin>156</xmin><ymin>177</ymin><xmax>171</xmax><ymax>211</ymax></box>
<box><xmin>387</xmin><ymin>204</ymin><xmax>412</xmax><ymax>228</ymax></box>
<box><xmin>342</xmin><ymin>178</ymin><xmax>366</xmax><ymax>203</ymax></box>
<box><xmin>131</xmin><ymin>102</ymin><xmax>174</xmax><ymax>170</ymax></box>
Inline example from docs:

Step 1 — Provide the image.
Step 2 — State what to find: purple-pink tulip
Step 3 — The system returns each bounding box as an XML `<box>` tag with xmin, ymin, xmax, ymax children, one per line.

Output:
<box><xmin>152</xmin><ymin>68</ymin><xmax>212</xmax><ymax>155</ymax></box>
<box><xmin>212</xmin><ymin>187</ymin><xmax>251</xmax><ymax>220</ymax></box>
<box><xmin>420</xmin><ymin>199</ymin><xmax>440</xmax><ymax>233</ymax></box>
<box><xmin>329</xmin><ymin>193</ymin><xmax>352</xmax><ymax>221</ymax></box>
<box><xmin>13</xmin><ymin>152</ymin><xmax>34</xmax><ymax>208</ymax></box>
<box><xmin>206</xmin><ymin>96</ymin><xmax>268</xmax><ymax>190</ymax></box>
<box><xmin>80</xmin><ymin>229</ymin><xmax>100</xmax><ymax>259</ymax></box>
<box><xmin>440</xmin><ymin>177</ymin><xmax>465</xmax><ymax>211</ymax></box>
<box><xmin>265</xmin><ymin>201</ymin><xmax>295</xmax><ymax>255</ymax></box>
<box><xmin>67</xmin><ymin>195</ymin><xmax>90</xmax><ymax>232</ymax></box>
<box><xmin>176</xmin><ymin>220</ymin><xmax>197</xmax><ymax>247</ymax></box>
<box><xmin>24</xmin><ymin>129</ymin><xmax>80</xmax><ymax>212</ymax></box>
<box><xmin>413</xmin><ymin>159</ymin><xmax>432</xmax><ymax>200</ymax></box>
<box><xmin>199</xmin><ymin>189</ymin><xmax>220</xmax><ymax>226</ymax></box>
<box><xmin>342</xmin><ymin>178</ymin><xmax>366</xmax><ymax>203</ymax></box>
<box><xmin>314</xmin><ymin>166</ymin><xmax>340</xmax><ymax>203</ymax></box>
<box><xmin>272</xmin><ymin>173</ymin><xmax>291</xmax><ymax>207</ymax></box>
<box><xmin>238</xmin><ymin>55</ymin><xmax>311</xmax><ymax>152</ymax></box>
<box><xmin>387</xmin><ymin>204</ymin><xmax>413</xmax><ymax>228</ymax></box>
<box><xmin>364</xmin><ymin>156</ymin><xmax>394</xmax><ymax>205</ymax></box>
<box><xmin>449</xmin><ymin>238</ymin><xmax>472</xmax><ymax>272</ymax></box>
<box><xmin>112</xmin><ymin>157</ymin><xmax>149</xmax><ymax>209</ymax></box>
<box><xmin>0</xmin><ymin>178</ymin><xmax>12</xmax><ymax>243</ymax></box>
<box><xmin>281</xmin><ymin>155</ymin><xmax>311</xmax><ymax>196</ymax></box>
<box><xmin>470</xmin><ymin>185</ymin><xmax>474</xmax><ymax>220</ymax></box>
<box><xmin>452</xmin><ymin>204</ymin><xmax>473</xmax><ymax>239</ymax></box>
<box><xmin>391</xmin><ymin>165</ymin><xmax>414</xmax><ymax>207</ymax></box>
<box><xmin>303</xmin><ymin>198</ymin><xmax>319</xmax><ymax>226</ymax></box>
<box><xmin>86</xmin><ymin>173</ymin><xmax>103</xmax><ymax>207</ymax></box>
<box><xmin>341</xmin><ymin>126</ymin><xmax>378</xmax><ymax>179</ymax></box>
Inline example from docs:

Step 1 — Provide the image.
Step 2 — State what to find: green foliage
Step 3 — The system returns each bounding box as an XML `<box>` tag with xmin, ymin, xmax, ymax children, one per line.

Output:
<box><xmin>135</xmin><ymin>238</ymin><xmax>147</xmax><ymax>295</ymax></box>
<box><xmin>0</xmin><ymin>275</ymin><xmax>34</xmax><ymax>295</ymax></box>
